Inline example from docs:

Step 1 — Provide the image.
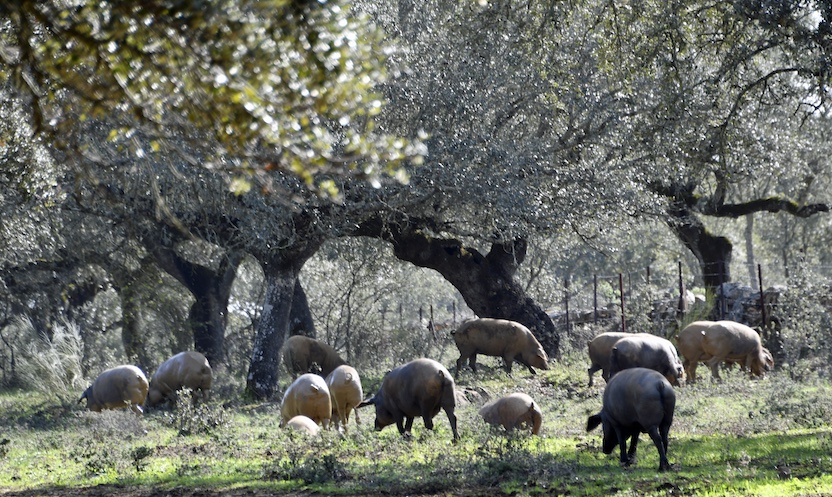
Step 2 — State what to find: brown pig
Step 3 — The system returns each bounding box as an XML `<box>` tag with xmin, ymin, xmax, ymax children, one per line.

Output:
<box><xmin>678</xmin><ymin>320</ymin><xmax>773</xmax><ymax>382</ymax></box>
<box><xmin>79</xmin><ymin>365</ymin><xmax>149</xmax><ymax>414</ymax></box>
<box><xmin>478</xmin><ymin>392</ymin><xmax>543</xmax><ymax>435</ymax></box>
<box><xmin>280</xmin><ymin>373</ymin><xmax>332</xmax><ymax>428</ymax></box>
<box><xmin>325</xmin><ymin>364</ymin><xmax>363</xmax><ymax>432</ymax></box>
<box><xmin>453</xmin><ymin>318</ymin><xmax>549</xmax><ymax>377</ymax></box>
<box><xmin>608</xmin><ymin>334</ymin><xmax>685</xmax><ymax>386</ymax></box>
<box><xmin>281</xmin><ymin>335</ymin><xmax>346</xmax><ymax>379</ymax></box>
<box><xmin>587</xmin><ymin>332</ymin><xmax>631</xmax><ymax>386</ymax></box>
<box><xmin>145</xmin><ymin>351</ymin><xmax>213</xmax><ymax>409</ymax></box>
<box><xmin>358</xmin><ymin>358</ymin><xmax>460</xmax><ymax>442</ymax></box>
<box><xmin>285</xmin><ymin>415</ymin><xmax>321</xmax><ymax>437</ymax></box>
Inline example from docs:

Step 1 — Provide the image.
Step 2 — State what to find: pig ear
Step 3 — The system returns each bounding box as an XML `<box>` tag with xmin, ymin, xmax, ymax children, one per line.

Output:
<box><xmin>356</xmin><ymin>395</ymin><xmax>376</xmax><ymax>409</ymax></box>
<box><xmin>586</xmin><ymin>414</ymin><xmax>602</xmax><ymax>432</ymax></box>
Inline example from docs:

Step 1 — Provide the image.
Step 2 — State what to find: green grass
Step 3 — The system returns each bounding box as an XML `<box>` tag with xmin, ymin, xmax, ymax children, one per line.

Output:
<box><xmin>2</xmin><ymin>354</ymin><xmax>832</xmax><ymax>496</ymax></box>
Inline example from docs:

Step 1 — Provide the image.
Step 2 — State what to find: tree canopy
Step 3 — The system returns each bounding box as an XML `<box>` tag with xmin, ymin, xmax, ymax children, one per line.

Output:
<box><xmin>2</xmin><ymin>0</ymin><xmax>832</xmax><ymax>398</ymax></box>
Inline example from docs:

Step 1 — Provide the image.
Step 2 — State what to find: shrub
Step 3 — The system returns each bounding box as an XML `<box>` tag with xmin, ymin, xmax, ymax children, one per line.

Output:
<box><xmin>15</xmin><ymin>317</ymin><xmax>86</xmax><ymax>403</ymax></box>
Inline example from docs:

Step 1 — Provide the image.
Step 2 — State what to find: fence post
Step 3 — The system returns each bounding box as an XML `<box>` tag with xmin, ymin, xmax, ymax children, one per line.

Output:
<box><xmin>677</xmin><ymin>261</ymin><xmax>687</xmax><ymax>316</ymax></box>
<box><xmin>619</xmin><ymin>273</ymin><xmax>626</xmax><ymax>333</ymax></box>
<box><xmin>593</xmin><ymin>274</ymin><xmax>598</xmax><ymax>324</ymax></box>
<box><xmin>564</xmin><ymin>277</ymin><xmax>570</xmax><ymax>333</ymax></box>
<box><xmin>758</xmin><ymin>264</ymin><xmax>767</xmax><ymax>328</ymax></box>
<box><xmin>718</xmin><ymin>262</ymin><xmax>726</xmax><ymax>320</ymax></box>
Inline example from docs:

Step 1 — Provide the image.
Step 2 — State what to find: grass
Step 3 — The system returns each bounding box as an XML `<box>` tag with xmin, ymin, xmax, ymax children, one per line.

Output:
<box><xmin>2</xmin><ymin>352</ymin><xmax>832</xmax><ymax>496</ymax></box>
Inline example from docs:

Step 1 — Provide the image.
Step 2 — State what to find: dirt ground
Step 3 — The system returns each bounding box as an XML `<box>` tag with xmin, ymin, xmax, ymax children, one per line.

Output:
<box><xmin>0</xmin><ymin>485</ymin><xmax>504</xmax><ymax>497</ymax></box>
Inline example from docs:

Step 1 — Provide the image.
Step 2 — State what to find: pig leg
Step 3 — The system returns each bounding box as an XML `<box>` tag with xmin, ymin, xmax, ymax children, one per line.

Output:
<box><xmin>395</xmin><ymin>415</ymin><xmax>407</xmax><ymax>436</ymax></box>
<box><xmin>684</xmin><ymin>358</ymin><xmax>698</xmax><ymax>384</ymax></box>
<box><xmin>455</xmin><ymin>355</ymin><xmax>467</xmax><ymax>377</ymax></box>
<box><xmin>647</xmin><ymin>426</ymin><xmax>671</xmax><ymax>471</ymax></box>
<box><xmin>468</xmin><ymin>354</ymin><xmax>478</xmax><ymax>374</ymax></box>
<box><xmin>615</xmin><ymin>429</ymin><xmax>631</xmax><ymax>466</ymax></box>
<box><xmin>588</xmin><ymin>364</ymin><xmax>601</xmax><ymax>387</ymax></box>
<box><xmin>445</xmin><ymin>408</ymin><xmax>460</xmax><ymax>442</ymax></box>
<box><xmin>501</xmin><ymin>354</ymin><xmax>514</xmax><ymax>375</ymax></box>
<box><xmin>706</xmin><ymin>356</ymin><xmax>724</xmax><ymax>381</ymax></box>
<box><xmin>626</xmin><ymin>433</ymin><xmax>640</xmax><ymax>466</ymax></box>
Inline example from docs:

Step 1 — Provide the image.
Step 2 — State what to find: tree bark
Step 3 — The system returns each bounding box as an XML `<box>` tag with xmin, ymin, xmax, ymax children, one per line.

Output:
<box><xmin>355</xmin><ymin>218</ymin><xmax>560</xmax><ymax>358</ymax></box>
<box><xmin>119</xmin><ymin>281</ymin><xmax>152</xmax><ymax>372</ymax></box>
<box><xmin>145</xmin><ymin>238</ymin><xmax>243</xmax><ymax>366</ymax></box>
<box><xmin>665</xmin><ymin>200</ymin><xmax>733</xmax><ymax>290</ymax></box>
<box><xmin>289</xmin><ymin>279</ymin><xmax>316</xmax><ymax>337</ymax></box>
<box><xmin>245</xmin><ymin>236</ymin><xmax>323</xmax><ymax>400</ymax></box>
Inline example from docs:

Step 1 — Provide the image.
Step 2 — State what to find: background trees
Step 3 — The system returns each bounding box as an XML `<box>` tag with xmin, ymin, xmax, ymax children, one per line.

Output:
<box><xmin>1</xmin><ymin>0</ymin><xmax>831</xmax><ymax>398</ymax></box>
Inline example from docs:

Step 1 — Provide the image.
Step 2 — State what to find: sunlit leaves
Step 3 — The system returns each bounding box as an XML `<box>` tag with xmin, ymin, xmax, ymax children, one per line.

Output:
<box><xmin>1</xmin><ymin>0</ymin><xmax>422</xmax><ymax>195</ymax></box>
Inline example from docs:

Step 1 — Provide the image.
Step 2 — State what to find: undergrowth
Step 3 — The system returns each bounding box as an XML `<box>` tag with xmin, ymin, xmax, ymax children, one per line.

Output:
<box><xmin>2</xmin><ymin>352</ymin><xmax>832</xmax><ymax>496</ymax></box>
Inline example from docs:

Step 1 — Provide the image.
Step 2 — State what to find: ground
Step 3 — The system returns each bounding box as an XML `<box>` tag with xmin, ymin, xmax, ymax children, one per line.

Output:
<box><xmin>0</xmin><ymin>485</ymin><xmax>506</xmax><ymax>497</ymax></box>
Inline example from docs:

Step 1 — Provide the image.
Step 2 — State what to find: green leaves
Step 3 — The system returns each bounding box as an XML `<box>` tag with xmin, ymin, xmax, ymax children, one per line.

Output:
<box><xmin>3</xmin><ymin>0</ymin><xmax>421</xmax><ymax>195</ymax></box>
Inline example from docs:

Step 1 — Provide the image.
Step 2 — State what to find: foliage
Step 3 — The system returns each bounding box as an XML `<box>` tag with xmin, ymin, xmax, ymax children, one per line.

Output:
<box><xmin>3</xmin><ymin>355</ymin><xmax>832</xmax><ymax>496</ymax></box>
<box><xmin>14</xmin><ymin>316</ymin><xmax>86</xmax><ymax>402</ymax></box>
<box><xmin>160</xmin><ymin>389</ymin><xmax>228</xmax><ymax>437</ymax></box>
<box><xmin>0</xmin><ymin>0</ymin><xmax>422</xmax><ymax>194</ymax></box>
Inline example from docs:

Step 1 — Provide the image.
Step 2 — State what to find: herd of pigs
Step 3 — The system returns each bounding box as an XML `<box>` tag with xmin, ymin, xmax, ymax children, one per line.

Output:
<box><xmin>77</xmin><ymin>318</ymin><xmax>774</xmax><ymax>472</ymax></box>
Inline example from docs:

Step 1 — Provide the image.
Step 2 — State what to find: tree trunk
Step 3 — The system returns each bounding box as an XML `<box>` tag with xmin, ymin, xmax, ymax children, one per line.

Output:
<box><xmin>245</xmin><ymin>234</ymin><xmax>323</xmax><ymax>400</ymax></box>
<box><xmin>246</xmin><ymin>264</ymin><xmax>304</xmax><ymax>399</ymax></box>
<box><xmin>119</xmin><ymin>281</ymin><xmax>152</xmax><ymax>372</ymax></box>
<box><xmin>354</xmin><ymin>218</ymin><xmax>560</xmax><ymax>358</ymax></box>
<box><xmin>665</xmin><ymin>202</ymin><xmax>733</xmax><ymax>291</ymax></box>
<box><xmin>289</xmin><ymin>279</ymin><xmax>316</xmax><ymax>337</ymax></box>
<box><xmin>746</xmin><ymin>214</ymin><xmax>757</xmax><ymax>290</ymax></box>
<box><xmin>147</xmin><ymin>241</ymin><xmax>243</xmax><ymax>367</ymax></box>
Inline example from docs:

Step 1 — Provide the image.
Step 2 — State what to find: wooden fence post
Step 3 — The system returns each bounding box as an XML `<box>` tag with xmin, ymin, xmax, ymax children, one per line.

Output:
<box><xmin>619</xmin><ymin>273</ymin><xmax>626</xmax><ymax>333</ymax></box>
<box><xmin>677</xmin><ymin>261</ymin><xmax>687</xmax><ymax>316</ymax></box>
<box><xmin>593</xmin><ymin>274</ymin><xmax>598</xmax><ymax>324</ymax></box>
<box><xmin>758</xmin><ymin>264</ymin><xmax>767</xmax><ymax>328</ymax></box>
<box><xmin>564</xmin><ymin>277</ymin><xmax>570</xmax><ymax>333</ymax></box>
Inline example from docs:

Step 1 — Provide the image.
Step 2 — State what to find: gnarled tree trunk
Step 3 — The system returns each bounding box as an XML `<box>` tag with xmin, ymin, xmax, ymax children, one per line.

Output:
<box><xmin>665</xmin><ymin>201</ymin><xmax>733</xmax><ymax>291</ymax></box>
<box><xmin>355</xmin><ymin>218</ymin><xmax>560</xmax><ymax>358</ymax></box>
<box><xmin>245</xmin><ymin>238</ymin><xmax>323</xmax><ymax>400</ymax></box>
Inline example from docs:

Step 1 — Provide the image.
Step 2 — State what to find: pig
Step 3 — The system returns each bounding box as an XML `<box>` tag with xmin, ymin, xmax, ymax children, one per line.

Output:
<box><xmin>478</xmin><ymin>392</ymin><xmax>543</xmax><ymax>435</ymax></box>
<box><xmin>677</xmin><ymin>320</ymin><xmax>773</xmax><ymax>382</ymax></box>
<box><xmin>608</xmin><ymin>334</ymin><xmax>685</xmax><ymax>386</ymax></box>
<box><xmin>325</xmin><ymin>365</ymin><xmax>363</xmax><ymax>432</ymax></box>
<box><xmin>285</xmin><ymin>415</ymin><xmax>321</xmax><ymax>436</ymax></box>
<box><xmin>281</xmin><ymin>335</ymin><xmax>346</xmax><ymax>379</ymax></box>
<box><xmin>280</xmin><ymin>373</ymin><xmax>332</xmax><ymax>428</ymax></box>
<box><xmin>79</xmin><ymin>365</ymin><xmax>149</xmax><ymax>414</ymax></box>
<box><xmin>587</xmin><ymin>331</ymin><xmax>631</xmax><ymax>386</ymax></box>
<box><xmin>357</xmin><ymin>358</ymin><xmax>460</xmax><ymax>442</ymax></box>
<box><xmin>145</xmin><ymin>351</ymin><xmax>213</xmax><ymax>409</ymax></box>
<box><xmin>587</xmin><ymin>367</ymin><xmax>676</xmax><ymax>471</ymax></box>
<box><xmin>452</xmin><ymin>318</ymin><xmax>549</xmax><ymax>377</ymax></box>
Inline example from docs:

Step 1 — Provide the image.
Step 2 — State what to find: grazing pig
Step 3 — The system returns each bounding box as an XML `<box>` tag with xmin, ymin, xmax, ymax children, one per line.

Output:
<box><xmin>282</xmin><ymin>335</ymin><xmax>346</xmax><ymax>379</ymax></box>
<box><xmin>587</xmin><ymin>332</ymin><xmax>631</xmax><ymax>386</ymax></box>
<box><xmin>357</xmin><ymin>358</ymin><xmax>460</xmax><ymax>442</ymax></box>
<box><xmin>325</xmin><ymin>365</ymin><xmax>363</xmax><ymax>432</ymax></box>
<box><xmin>609</xmin><ymin>334</ymin><xmax>685</xmax><ymax>386</ymax></box>
<box><xmin>452</xmin><ymin>318</ymin><xmax>549</xmax><ymax>377</ymax></box>
<box><xmin>145</xmin><ymin>351</ymin><xmax>213</xmax><ymax>409</ymax></box>
<box><xmin>678</xmin><ymin>320</ymin><xmax>773</xmax><ymax>382</ymax></box>
<box><xmin>285</xmin><ymin>415</ymin><xmax>321</xmax><ymax>436</ymax></box>
<box><xmin>478</xmin><ymin>392</ymin><xmax>543</xmax><ymax>435</ymax></box>
<box><xmin>587</xmin><ymin>367</ymin><xmax>676</xmax><ymax>471</ymax></box>
<box><xmin>280</xmin><ymin>373</ymin><xmax>332</xmax><ymax>428</ymax></box>
<box><xmin>79</xmin><ymin>365</ymin><xmax>149</xmax><ymax>414</ymax></box>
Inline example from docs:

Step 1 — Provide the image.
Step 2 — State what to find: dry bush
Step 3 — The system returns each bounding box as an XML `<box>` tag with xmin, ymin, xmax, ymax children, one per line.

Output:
<box><xmin>14</xmin><ymin>316</ymin><xmax>86</xmax><ymax>403</ymax></box>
